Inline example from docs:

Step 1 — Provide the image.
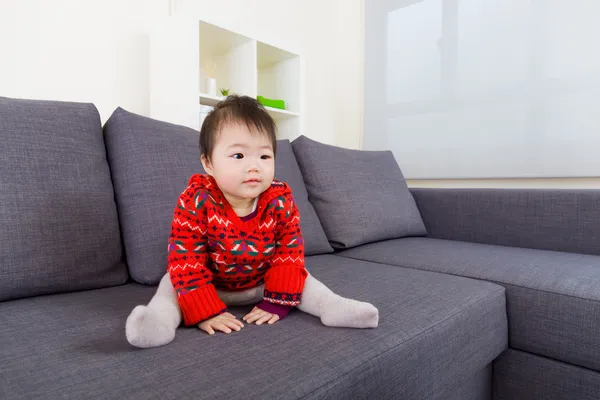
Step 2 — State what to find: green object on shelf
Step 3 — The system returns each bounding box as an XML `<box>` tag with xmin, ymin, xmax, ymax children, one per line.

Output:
<box><xmin>257</xmin><ymin>96</ymin><xmax>285</xmax><ymax>110</ymax></box>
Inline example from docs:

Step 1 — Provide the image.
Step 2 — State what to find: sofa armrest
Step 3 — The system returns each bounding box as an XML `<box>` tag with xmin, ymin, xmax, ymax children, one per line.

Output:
<box><xmin>410</xmin><ymin>187</ymin><xmax>600</xmax><ymax>256</ymax></box>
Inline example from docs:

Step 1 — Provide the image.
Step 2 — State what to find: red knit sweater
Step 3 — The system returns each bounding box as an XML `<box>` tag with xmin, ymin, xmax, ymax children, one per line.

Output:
<box><xmin>167</xmin><ymin>174</ymin><xmax>308</xmax><ymax>326</ymax></box>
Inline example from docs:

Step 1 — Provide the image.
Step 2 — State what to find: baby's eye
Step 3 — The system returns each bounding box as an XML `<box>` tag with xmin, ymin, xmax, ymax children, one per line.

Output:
<box><xmin>232</xmin><ymin>153</ymin><xmax>244</xmax><ymax>159</ymax></box>
<box><xmin>261</xmin><ymin>155</ymin><xmax>272</xmax><ymax>160</ymax></box>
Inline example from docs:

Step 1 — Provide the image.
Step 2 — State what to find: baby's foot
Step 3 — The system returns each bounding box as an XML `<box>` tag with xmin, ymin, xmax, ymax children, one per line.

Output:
<box><xmin>320</xmin><ymin>297</ymin><xmax>379</xmax><ymax>328</ymax></box>
<box><xmin>126</xmin><ymin>305</ymin><xmax>176</xmax><ymax>348</ymax></box>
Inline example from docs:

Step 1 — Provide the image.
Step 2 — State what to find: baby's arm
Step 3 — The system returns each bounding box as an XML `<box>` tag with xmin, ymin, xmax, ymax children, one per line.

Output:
<box><xmin>167</xmin><ymin>185</ymin><xmax>230</xmax><ymax>326</ymax></box>
<box><xmin>244</xmin><ymin>189</ymin><xmax>308</xmax><ymax>324</ymax></box>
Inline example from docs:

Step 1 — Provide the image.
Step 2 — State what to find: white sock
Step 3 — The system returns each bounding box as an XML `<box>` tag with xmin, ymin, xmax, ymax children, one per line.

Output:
<box><xmin>297</xmin><ymin>274</ymin><xmax>379</xmax><ymax>328</ymax></box>
<box><xmin>125</xmin><ymin>273</ymin><xmax>181</xmax><ymax>348</ymax></box>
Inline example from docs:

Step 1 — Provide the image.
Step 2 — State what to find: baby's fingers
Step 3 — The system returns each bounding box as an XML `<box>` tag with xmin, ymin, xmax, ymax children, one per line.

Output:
<box><xmin>225</xmin><ymin>320</ymin><xmax>243</xmax><ymax>331</ymax></box>
<box><xmin>214</xmin><ymin>322</ymin><xmax>232</xmax><ymax>334</ymax></box>
<box><xmin>246</xmin><ymin>311</ymin><xmax>265</xmax><ymax>324</ymax></box>
<box><xmin>267</xmin><ymin>314</ymin><xmax>280</xmax><ymax>325</ymax></box>
<box><xmin>199</xmin><ymin>323</ymin><xmax>215</xmax><ymax>335</ymax></box>
<box><xmin>256</xmin><ymin>313</ymin><xmax>274</xmax><ymax>325</ymax></box>
<box><xmin>243</xmin><ymin>309</ymin><xmax>261</xmax><ymax>323</ymax></box>
<box><xmin>232</xmin><ymin>318</ymin><xmax>245</xmax><ymax>328</ymax></box>
<box><xmin>242</xmin><ymin>307</ymin><xmax>259</xmax><ymax>322</ymax></box>
<box><xmin>222</xmin><ymin>313</ymin><xmax>243</xmax><ymax>327</ymax></box>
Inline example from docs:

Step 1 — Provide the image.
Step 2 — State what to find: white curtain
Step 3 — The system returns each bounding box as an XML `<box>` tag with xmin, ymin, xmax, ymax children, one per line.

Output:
<box><xmin>365</xmin><ymin>0</ymin><xmax>600</xmax><ymax>179</ymax></box>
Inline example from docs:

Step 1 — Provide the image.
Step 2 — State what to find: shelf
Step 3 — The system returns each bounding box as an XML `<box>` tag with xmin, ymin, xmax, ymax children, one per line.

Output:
<box><xmin>200</xmin><ymin>22</ymin><xmax>251</xmax><ymax>57</ymax></box>
<box><xmin>199</xmin><ymin>92</ymin><xmax>225</xmax><ymax>107</ymax></box>
<box><xmin>257</xmin><ymin>41</ymin><xmax>300</xmax><ymax>117</ymax></box>
<box><xmin>150</xmin><ymin>18</ymin><xmax>301</xmax><ymax>140</ymax></box>
<box><xmin>199</xmin><ymin>93</ymin><xmax>299</xmax><ymax>121</ymax></box>
<box><xmin>257</xmin><ymin>42</ymin><xmax>297</xmax><ymax>69</ymax></box>
<box><xmin>199</xmin><ymin>21</ymin><xmax>256</xmax><ymax>99</ymax></box>
<box><xmin>264</xmin><ymin>106</ymin><xmax>299</xmax><ymax>120</ymax></box>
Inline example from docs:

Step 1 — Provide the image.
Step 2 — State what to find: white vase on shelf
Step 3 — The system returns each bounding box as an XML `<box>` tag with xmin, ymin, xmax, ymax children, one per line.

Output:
<box><xmin>205</xmin><ymin>77</ymin><xmax>217</xmax><ymax>96</ymax></box>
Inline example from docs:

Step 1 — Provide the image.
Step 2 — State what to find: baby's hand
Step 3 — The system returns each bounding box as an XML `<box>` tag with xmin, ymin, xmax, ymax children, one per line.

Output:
<box><xmin>243</xmin><ymin>307</ymin><xmax>280</xmax><ymax>325</ymax></box>
<box><xmin>198</xmin><ymin>312</ymin><xmax>244</xmax><ymax>335</ymax></box>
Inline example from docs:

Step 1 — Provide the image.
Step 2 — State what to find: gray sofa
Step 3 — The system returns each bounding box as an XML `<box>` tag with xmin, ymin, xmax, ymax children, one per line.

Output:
<box><xmin>1</xmin><ymin>96</ymin><xmax>599</xmax><ymax>400</ymax></box>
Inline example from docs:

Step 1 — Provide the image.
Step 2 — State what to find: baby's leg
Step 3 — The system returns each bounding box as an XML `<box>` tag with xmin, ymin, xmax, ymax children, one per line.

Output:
<box><xmin>297</xmin><ymin>274</ymin><xmax>379</xmax><ymax>328</ymax></box>
<box><xmin>126</xmin><ymin>275</ymin><xmax>263</xmax><ymax>348</ymax></box>
<box><xmin>126</xmin><ymin>273</ymin><xmax>181</xmax><ymax>348</ymax></box>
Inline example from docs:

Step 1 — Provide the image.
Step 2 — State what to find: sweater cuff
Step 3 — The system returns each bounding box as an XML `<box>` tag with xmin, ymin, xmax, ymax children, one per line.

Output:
<box><xmin>178</xmin><ymin>284</ymin><xmax>227</xmax><ymax>326</ymax></box>
<box><xmin>264</xmin><ymin>265</ymin><xmax>308</xmax><ymax>306</ymax></box>
<box><xmin>256</xmin><ymin>300</ymin><xmax>293</xmax><ymax>320</ymax></box>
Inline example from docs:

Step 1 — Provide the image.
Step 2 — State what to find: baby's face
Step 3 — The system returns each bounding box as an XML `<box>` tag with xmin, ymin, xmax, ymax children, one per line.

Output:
<box><xmin>203</xmin><ymin>122</ymin><xmax>275</xmax><ymax>204</ymax></box>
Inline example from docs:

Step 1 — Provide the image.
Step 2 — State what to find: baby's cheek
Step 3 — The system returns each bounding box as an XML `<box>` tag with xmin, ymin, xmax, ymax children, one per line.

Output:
<box><xmin>218</xmin><ymin>172</ymin><xmax>240</xmax><ymax>188</ymax></box>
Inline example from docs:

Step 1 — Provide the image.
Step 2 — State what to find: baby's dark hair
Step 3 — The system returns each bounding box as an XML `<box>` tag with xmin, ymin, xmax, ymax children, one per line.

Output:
<box><xmin>199</xmin><ymin>95</ymin><xmax>277</xmax><ymax>161</ymax></box>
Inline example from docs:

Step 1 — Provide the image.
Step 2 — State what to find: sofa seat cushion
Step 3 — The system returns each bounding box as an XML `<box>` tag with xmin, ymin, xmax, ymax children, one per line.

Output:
<box><xmin>0</xmin><ymin>255</ymin><xmax>506</xmax><ymax>400</ymax></box>
<box><xmin>339</xmin><ymin>238</ymin><xmax>600</xmax><ymax>372</ymax></box>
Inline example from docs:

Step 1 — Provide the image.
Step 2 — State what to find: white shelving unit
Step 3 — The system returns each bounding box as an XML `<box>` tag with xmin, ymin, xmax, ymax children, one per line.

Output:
<box><xmin>198</xmin><ymin>92</ymin><xmax>225</xmax><ymax>107</ymax></box>
<box><xmin>149</xmin><ymin>18</ymin><xmax>302</xmax><ymax>140</ymax></box>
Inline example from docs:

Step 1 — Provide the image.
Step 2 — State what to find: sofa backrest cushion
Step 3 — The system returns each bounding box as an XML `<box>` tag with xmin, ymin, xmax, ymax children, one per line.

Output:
<box><xmin>291</xmin><ymin>135</ymin><xmax>427</xmax><ymax>249</ymax></box>
<box><xmin>0</xmin><ymin>97</ymin><xmax>128</xmax><ymax>301</ymax></box>
<box><xmin>103</xmin><ymin>108</ymin><xmax>332</xmax><ymax>285</ymax></box>
<box><xmin>273</xmin><ymin>141</ymin><xmax>334</xmax><ymax>256</ymax></box>
<box><xmin>411</xmin><ymin>187</ymin><xmax>600</xmax><ymax>256</ymax></box>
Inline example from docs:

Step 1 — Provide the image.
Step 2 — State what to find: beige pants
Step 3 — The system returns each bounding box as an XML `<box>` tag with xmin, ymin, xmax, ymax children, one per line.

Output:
<box><xmin>216</xmin><ymin>284</ymin><xmax>265</xmax><ymax>306</ymax></box>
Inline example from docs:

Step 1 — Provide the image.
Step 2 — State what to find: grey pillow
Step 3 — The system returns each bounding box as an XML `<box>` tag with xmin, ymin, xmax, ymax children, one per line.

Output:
<box><xmin>275</xmin><ymin>141</ymin><xmax>333</xmax><ymax>256</ymax></box>
<box><xmin>0</xmin><ymin>97</ymin><xmax>128</xmax><ymax>301</ymax></box>
<box><xmin>291</xmin><ymin>135</ymin><xmax>427</xmax><ymax>249</ymax></box>
<box><xmin>103</xmin><ymin>108</ymin><xmax>332</xmax><ymax>285</ymax></box>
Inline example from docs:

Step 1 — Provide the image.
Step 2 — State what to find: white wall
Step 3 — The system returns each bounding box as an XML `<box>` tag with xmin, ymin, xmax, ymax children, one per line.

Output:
<box><xmin>331</xmin><ymin>0</ymin><xmax>365</xmax><ymax>149</ymax></box>
<box><xmin>0</xmin><ymin>0</ymin><xmax>364</xmax><ymax>149</ymax></box>
<box><xmin>0</xmin><ymin>1</ymin><xmax>163</xmax><ymax>123</ymax></box>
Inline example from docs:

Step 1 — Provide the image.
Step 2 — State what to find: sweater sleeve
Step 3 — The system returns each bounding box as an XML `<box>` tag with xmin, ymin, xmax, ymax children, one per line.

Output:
<box><xmin>167</xmin><ymin>184</ymin><xmax>227</xmax><ymax>326</ymax></box>
<box><xmin>255</xmin><ymin>300</ymin><xmax>294</xmax><ymax>320</ymax></box>
<box><xmin>263</xmin><ymin>191</ymin><xmax>308</xmax><ymax>307</ymax></box>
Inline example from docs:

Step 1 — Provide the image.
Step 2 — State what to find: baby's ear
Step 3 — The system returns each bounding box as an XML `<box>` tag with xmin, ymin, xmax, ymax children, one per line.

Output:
<box><xmin>200</xmin><ymin>155</ymin><xmax>213</xmax><ymax>175</ymax></box>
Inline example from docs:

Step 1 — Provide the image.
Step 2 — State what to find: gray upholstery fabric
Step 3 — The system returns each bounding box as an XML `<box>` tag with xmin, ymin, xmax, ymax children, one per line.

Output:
<box><xmin>448</xmin><ymin>365</ymin><xmax>491</xmax><ymax>400</ymax></box>
<box><xmin>0</xmin><ymin>255</ymin><xmax>506</xmax><ymax>400</ymax></box>
<box><xmin>411</xmin><ymin>187</ymin><xmax>600</xmax><ymax>256</ymax></box>
<box><xmin>291</xmin><ymin>135</ymin><xmax>426</xmax><ymax>249</ymax></box>
<box><xmin>339</xmin><ymin>237</ymin><xmax>600</xmax><ymax>371</ymax></box>
<box><xmin>0</xmin><ymin>97</ymin><xmax>127</xmax><ymax>301</ymax></box>
<box><xmin>493</xmin><ymin>349</ymin><xmax>600</xmax><ymax>400</ymax></box>
<box><xmin>103</xmin><ymin>108</ymin><xmax>332</xmax><ymax>285</ymax></box>
<box><xmin>274</xmin><ymin>140</ymin><xmax>333</xmax><ymax>255</ymax></box>
<box><xmin>103</xmin><ymin>108</ymin><xmax>201</xmax><ymax>285</ymax></box>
